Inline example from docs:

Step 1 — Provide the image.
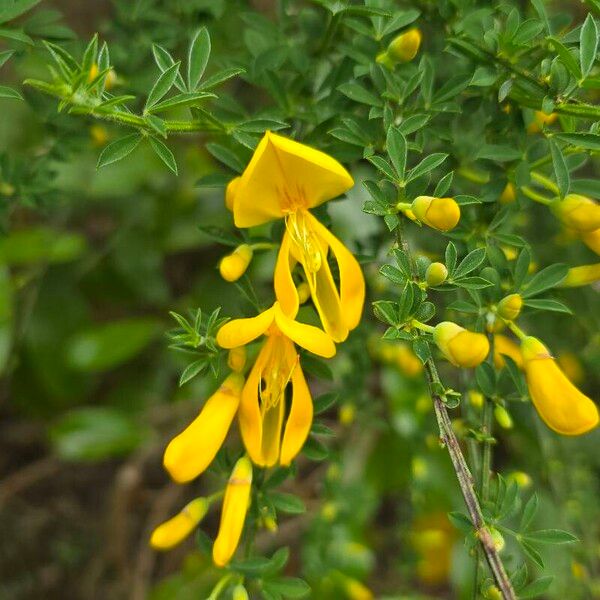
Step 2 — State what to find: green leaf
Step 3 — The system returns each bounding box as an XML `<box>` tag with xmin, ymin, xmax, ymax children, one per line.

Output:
<box><xmin>445</xmin><ymin>242</ymin><xmax>457</xmax><ymax>274</ymax></box>
<box><xmin>199</xmin><ymin>67</ymin><xmax>245</xmax><ymax>90</ymax></box>
<box><xmin>0</xmin><ymin>85</ymin><xmax>22</xmax><ymax>100</ymax></box>
<box><xmin>521</xmin><ymin>540</ymin><xmax>545</xmax><ymax>569</ymax></box>
<box><xmin>66</xmin><ymin>318</ymin><xmax>161</xmax><ymax>371</ymax></box>
<box><xmin>406</xmin><ymin>153</ymin><xmax>448</xmax><ymax>183</ymax></box>
<box><xmin>0</xmin><ymin>49</ymin><xmax>14</xmax><ymax>68</ymax></box>
<box><xmin>554</xmin><ymin>131</ymin><xmax>600</xmax><ymax>151</ymax></box>
<box><xmin>379</xmin><ymin>264</ymin><xmax>406</xmax><ymax>285</ymax></box>
<box><xmin>548</xmin><ymin>36</ymin><xmax>581</xmax><ymax>79</ymax></box>
<box><xmin>263</xmin><ymin>578</ymin><xmax>311</xmax><ymax>599</ymax></box>
<box><xmin>453</xmin><ymin>248</ymin><xmax>486</xmax><ymax>279</ymax></box>
<box><xmin>522</xmin><ymin>263</ymin><xmax>568</xmax><ymax>297</ymax></box>
<box><xmin>313</xmin><ymin>392</ymin><xmax>338</xmax><ymax>414</ymax></box>
<box><xmin>367</xmin><ymin>155</ymin><xmax>397</xmax><ymax>180</ymax></box>
<box><xmin>478</xmin><ymin>144</ymin><xmax>522</xmax><ymax>162</ymax></box>
<box><xmin>521</xmin><ymin>492</ymin><xmax>539</xmax><ymax>534</ymax></box>
<box><xmin>147</xmin><ymin>91</ymin><xmax>215</xmax><ymax>113</ymax></box>
<box><xmin>580</xmin><ymin>13</ymin><xmax>599</xmax><ymax>79</ymax></box>
<box><xmin>151</xmin><ymin>43</ymin><xmax>186</xmax><ymax>92</ymax></box>
<box><xmin>187</xmin><ymin>27</ymin><xmax>211</xmax><ymax>91</ymax></box>
<box><xmin>178</xmin><ymin>359</ymin><xmax>207</xmax><ymax>386</ymax></box>
<box><xmin>149</xmin><ymin>137</ymin><xmax>177</xmax><ymax>174</ymax></box>
<box><xmin>271</xmin><ymin>492</ymin><xmax>306</xmax><ymax>514</ymax></box>
<box><xmin>0</xmin><ymin>0</ymin><xmax>42</xmax><ymax>24</ymax></box>
<box><xmin>518</xmin><ymin>576</ymin><xmax>553</xmax><ymax>599</ymax></box>
<box><xmin>206</xmin><ymin>142</ymin><xmax>245</xmax><ymax>172</ymax></box>
<box><xmin>0</xmin><ymin>27</ymin><xmax>33</xmax><ymax>44</ymax></box>
<box><xmin>386</xmin><ymin>126</ymin><xmax>407</xmax><ymax>180</ymax></box>
<box><xmin>337</xmin><ymin>81</ymin><xmax>383</xmax><ymax>107</ymax></box>
<box><xmin>97</xmin><ymin>133</ymin><xmax>142</xmax><ymax>169</ymax></box>
<box><xmin>522</xmin><ymin>529</ymin><xmax>578</xmax><ymax>544</ymax></box>
<box><xmin>145</xmin><ymin>61</ymin><xmax>181</xmax><ymax>111</ymax></box>
<box><xmin>549</xmin><ymin>138</ymin><xmax>570</xmax><ymax>197</ymax></box>
<box><xmin>523</xmin><ymin>298</ymin><xmax>572</xmax><ymax>314</ymax></box>
<box><xmin>447</xmin><ymin>511</ymin><xmax>473</xmax><ymax>533</ymax></box>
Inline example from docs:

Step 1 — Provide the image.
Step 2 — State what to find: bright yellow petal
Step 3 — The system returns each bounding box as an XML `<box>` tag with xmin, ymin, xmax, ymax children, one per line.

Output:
<box><xmin>309</xmin><ymin>213</ymin><xmax>365</xmax><ymax>332</ymax></box>
<box><xmin>280</xmin><ymin>355</ymin><xmax>313</xmax><ymax>465</ymax></box>
<box><xmin>274</xmin><ymin>231</ymin><xmax>299</xmax><ymax>318</ymax></box>
<box><xmin>233</xmin><ymin>132</ymin><xmax>354</xmax><ymax>228</ymax></box>
<box><xmin>216</xmin><ymin>306</ymin><xmax>275</xmax><ymax>349</ymax></box>
<box><xmin>150</xmin><ymin>498</ymin><xmax>209</xmax><ymax>550</ymax></box>
<box><xmin>213</xmin><ymin>457</ymin><xmax>252</xmax><ymax>567</ymax></box>
<box><xmin>163</xmin><ymin>373</ymin><xmax>244</xmax><ymax>483</ymax></box>
<box><xmin>274</xmin><ymin>303</ymin><xmax>336</xmax><ymax>358</ymax></box>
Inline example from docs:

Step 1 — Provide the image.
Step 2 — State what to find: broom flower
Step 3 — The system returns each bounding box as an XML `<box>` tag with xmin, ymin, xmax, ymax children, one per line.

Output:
<box><xmin>150</xmin><ymin>497</ymin><xmax>209</xmax><ymax>550</ymax></box>
<box><xmin>551</xmin><ymin>194</ymin><xmax>600</xmax><ymax>233</ymax></box>
<box><xmin>411</xmin><ymin>196</ymin><xmax>461</xmax><ymax>232</ymax></box>
<box><xmin>433</xmin><ymin>322</ymin><xmax>489</xmax><ymax>368</ymax></box>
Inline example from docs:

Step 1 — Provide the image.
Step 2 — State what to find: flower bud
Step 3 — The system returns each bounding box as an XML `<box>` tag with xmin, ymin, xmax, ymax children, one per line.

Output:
<box><xmin>499</xmin><ymin>182</ymin><xmax>516</xmax><ymax>204</ymax></box>
<box><xmin>433</xmin><ymin>322</ymin><xmax>490</xmax><ymax>368</ymax></box>
<box><xmin>339</xmin><ymin>402</ymin><xmax>355</xmax><ymax>426</ymax></box>
<box><xmin>219</xmin><ymin>244</ymin><xmax>253</xmax><ymax>282</ymax></box>
<box><xmin>494</xmin><ymin>334</ymin><xmax>523</xmax><ymax>369</ymax></box>
<box><xmin>425</xmin><ymin>262</ymin><xmax>448</xmax><ymax>286</ymax></box>
<box><xmin>526</xmin><ymin>110</ymin><xmax>558</xmax><ymax>134</ymax></box>
<box><xmin>483</xmin><ymin>585</ymin><xmax>503</xmax><ymax>600</ymax></box>
<box><xmin>232</xmin><ymin>585</ymin><xmax>249</xmax><ymax>600</ymax></box>
<box><xmin>225</xmin><ymin>176</ymin><xmax>241</xmax><ymax>211</ymax></box>
<box><xmin>559</xmin><ymin>263</ymin><xmax>600</xmax><ymax>288</ymax></box>
<box><xmin>468</xmin><ymin>390</ymin><xmax>484</xmax><ymax>409</ymax></box>
<box><xmin>213</xmin><ymin>456</ymin><xmax>253</xmax><ymax>567</ymax></box>
<box><xmin>551</xmin><ymin>194</ymin><xmax>600</xmax><ymax>233</ymax></box>
<box><xmin>297</xmin><ymin>281</ymin><xmax>311</xmax><ymax>303</ymax></box>
<box><xmin>150</xmin><ymin>497</ymin><xmax>209</xmax><ymax>550</ymax></box>
<box><xmin>412</xmin><ymin>196</ymin><xmax>461</xmax><ymax>232</ymax></box>
<box><xmin>387</xmin><ymin>28</ymin><xmax>422</xmax><ymax>63</ymax></box>
<box><xmin>497</xmin><ymin>293</ymin><xmax>523</xmax><ymax>320</ymax></box>
<box><xmin>90</xmin><ymin>125</ymin><xmax>109</xmax><ymax>147</ymax></box>
<box><xmin>227</xmin><ymin>346</ymin><xmax>246</xmax><ymax>373</ymax></box>
<box><xmin>581</xmin><ymin>227</ymin><xmax>600</xmax><ymax>255</ymax></box>
<box><xmin>521</xmin><ymin>336</ymin><xmax>599</xmax><ymax>435</ymax></box>
<box><xmin>494</xmin><ymin>405</ymin><xmax>513</xmax><ymax>429</ymax></box>
<box><xmin>344</xmin><ymin>578</ymin><xmax>374</xmax><ymax>600</ymax></box>
<box><xmin>508</xmin><ymin>471</ymin><xmax>532</xmax><ymax>488</ymax></box>
<box><xmin>489</xmin><ymin>527</ymin><xmax>505</xmax><ymax>552</ymax></box>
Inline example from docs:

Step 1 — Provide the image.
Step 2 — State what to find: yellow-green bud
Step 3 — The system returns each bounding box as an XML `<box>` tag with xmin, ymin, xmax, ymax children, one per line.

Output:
<box><xmin>433</xmin><ymin>321</ymin><xmax>490</xmax><ymax>368</ymax></box>
<box><xmin>483</xmin><ymin>584</ymin><xmax>503</xmax><ymax>600</ymax></box>
<box><xmin>227</xmin><ymin>346</ymin><xmax>246</xmax><ymax>373</ymax></box>
<box><xmin>297</xmin><ymin>281</ymin><xmax>311</xmax><ymax>303</ymax></box>
<box><xmin>508</xmin><ymin>471</ymin><xmax>532</xmax><ymax>488</ymax></box>
<box><xmin>494</xmin><ymin>405</ymin><xmax>513</xmax><ymax>429</ymax></box>
<box><xmin>551</xmin><ymin>194</ymin><xmax>600</xmax><ymax>233</ymax></box>
<box><xmin>497</xmin><ymin>293</ymin><xmax>523</xmax><ymax>321</ymax></box>
<box><xmin>559</xmin><ymin>263</ymin><xmax>600</xmax><ymax>288</ymax></box>
<box><xmin>387</xmin><ymin>28</ymin><xmax>422</xmax><ymax>63</ymax></box>
<box><xmin>499</xmin><ymin>182</ymin><xmax>516</xmax><ymax>204</ymax></box>
<box><xmin>425</xmin><ymin>262</ymin><xmax>448</xmax><ymax>286</ymax></box>
<box><xmin>232</xmin><ymin>585</ymin><xmax>249</xmax><ymax>600</ymax></box>
<box><xmin>219</xmin><ymin>244</ymin><xmax>253</xmax><ymax>282</ymax></box>
<box><xmin>489</xmin><ymin>527</ymin><xmax>505</xmax><ymax>552</ymax></box>
<box><xmin>468</xmin><ymin>390</ymin><xmax>484</xmax><ymax>409</ymax></box>
<box><xmin>412</xmin><ymin>196</ymin><xmax>461</xmax><ymax>232</ymax></box>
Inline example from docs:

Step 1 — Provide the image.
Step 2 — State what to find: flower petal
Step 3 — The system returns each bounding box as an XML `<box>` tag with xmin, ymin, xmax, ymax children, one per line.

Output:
<box><xmin>274</xmin><ymin>303</ymin><xmax>336</xmax><ymax>358</ymax></box>
<box><xmin>216</xmin><ymin>305</ymin><xmax>275</xmax><ymax>349</ymax></box>
<box><xmin>150</xmin><ymin>498</ymin><xmax>209</xmax><ymax>550</ymax></box>
<box><xmin>280</xmin><ymin>356</ymin><xmax>313</xmax><ymax>466</ymax></box>
<box><xmin>274</xmin><ymin>231</ymin><xmax>300</xmax><ymax>318</ymax></box>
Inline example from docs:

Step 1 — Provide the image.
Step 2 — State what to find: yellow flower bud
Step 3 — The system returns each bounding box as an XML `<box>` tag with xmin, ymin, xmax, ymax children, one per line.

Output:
<box><xmin>339</xmin><ymin>402</ymin><xmax>355</xmax><ymax>425</ymax></box>
<box><xmin>412</xmin><ymin>196</ymin><xmax>461</xmax><ymax>232</ymax></box>
<box><xmin>521</xmin><ymin>336</ymin><xmax>599</xmax><ymax>435</ymax></box>
<box><xmin>497</xmin><ymin>293</ymin><xmax>523</xmax><ymax>320</ymax></box>
<box><xmin>526</xmin><ymin>110</ymin><xmax>558</xmax><ymax>134</ymax></box>
<box><xmin>483</xmin><ymin>585</ymin><xmax>503</xmax><ymax>600</ymax></box>
<box><xmin>494</xmin><ymin>334</ymin><xmax>523</xmax><ymax>369</ymax></box>
<box><xmin>494</xmin><ymin>405</ymin><xmax>513</xmax><ymax>429</ymax></box>
<box><xmin>227</xmin><ymin>346</ymin><xmax>247</xmax><ymax>373</ymax></box>
<box><xmin>225</xmin><ymin>176</ymin><xmax>241</xmax><ymax>211</ymax></box>
<box><xmin>499</xmin><ymin>182</ymin><xmax>516</xmax><ymax>204</ymax></box>
<box><xmin>321</xmin><ymin>501</ymin><xmax>338</xmax><ymax>521</ymax></box>
<box><xmin>150</xmin><ymin>497</ymin><xmax>209</xmax><ymax>550</ymax></box>
<box><xmin>297</xmin><ymin>281</ymin><xmax>311</xmax><ymax>303</ymax></box>
<box><xmin>489</xmin><ymin>527</ymin><xmax>505</xmax><ymax>552</ymax></box>
<box><xmin>213</xmin><ymin>456</ymin><xmax>253</xmax><ymax>567</ymax></box>
<box><xmin>559</xmin><ymin>263</ymin><xmax>600</xmax><ymax>287</ymax></box>
<box><xmin>232</xmin><ymin>585</ymin><xmax>249</xmax><ymax>600</ymax></box>
<box><xmin>507</xmin><ymin>471</ymin><xmax>532</xmax><ymax>488</ymax></box>
<box><xmin>433</xmin><ymin>322</ymin><xmax>490</xmax><ymax>368</ymax></box>
<box><xmin>581</xmin><ymin>227</ymin><xmax>600</xmax><ymax>255</ymax></box>
<box><xmin>468</xmin><ymin>390</ymin><xmax>484</xmax><ymax>409</ymax></box>
<box><xmin>412</xmin><ymin>456</ymin><xmax>428</xmax><ymax>480</ymax></box>
<box><xmin>425</xmin><ymin>262</ymin><xmax>448</xmax><ymax>286</ymax></box>
<box><xmin>387</xmin><ymin>28</ymin><xmax>422</xmax><ymax>63</ymax></box>
<box><xmin>551</xmin><ymin>194</ymin><xmax>600</xmax><ymax>233</ymax></box>
<box><xmin>90</xmin><ymin>125</ymin><xmax>109</xmax><ymax>147</ymax></box>
<box><xmin>395</xmin><ymin>344</ymin><xmax>423</xmax><ymax>376</ymax></box>
<box><xmin>345</xmin><ymin>578</ymin><xmax>374</xmax><ymax>600</ymax></box>
<box><xmin>219</xmin><ymin>244</ymin><xmax>253</xmax><ymax>282</ymax></box>
<box><xmin>164</xmin><ymin>373</ymin><xmax>244</xmax><ymax>483</ymax></box>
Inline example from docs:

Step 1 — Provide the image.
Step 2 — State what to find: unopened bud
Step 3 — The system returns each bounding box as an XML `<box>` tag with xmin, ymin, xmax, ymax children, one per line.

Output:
<box><xmin>468</xmin><ymin>390</ymin><xmax>484</xmax><ymax>409</ymax></box>
<box><xmin>500</xmin><ymin>182</ymin><xmax>516</xmax><ymax>204</ymax></box>
<box><xmin>227</xmin><ymin>346</ymin><xmax>246</xmax><ymax>373</ymax></box>
<box><xmin>297</xmin><ymin>281</ymin><xmax>311</xmax><ymax>303</ymax></box>
<box><xmin>386</xmin><ymin>28</ymin><xmax>422</xmax><ymax>63</ymax></box>
<box><xmin>412</xmin><ymin>196</ymin><xmax>461</xmax><ymax>232</ymax></box>
<box><xmin>551</xmin><ymin>194</ymin><xmax>600</xmax><ymax>233</ymax></box>
<box><xmin>508</xmin><ymin>471</ymin><xmax>532</xmax><ymax>488</ymax></box>
<box><xmin>483</xmin><ymin>584</ymin><xmax>503</xmax><ymax>600</ymax></box>
<box><xmin>232</xmin><ymin>585</ymin><xmax>249</xmax><ymax>600</ymax></box>
<box><xmin>219</xmin><ymin>244</ymin><xmax>253</xmax><ymax>282</ymax></box>
<box><xmin>339</xmin><ymin>402</ymin><xmax>355</xmax><ymax>426</ymax></box>
<box><xmin>527</xmin><ymin>110</ymin><xmax>558</xmax><ymax>134</ymax></box>
<box><xmin>559</xmin><ymin>263</ymin><xmax>600</xmax><ymax>288</ymax></box>
<box><xmin>433</xmin><ymin>322</ymin><xmax>490</xmax><ymax>368</ymax></box>
<box><xmin>497</xmin><ymin>293</ymin><xmax>522</xmax><ymax>321</ymax></box>
<box><xmin>426</xmin><ymin>262</ymin><xmax>448</xmax><ymax>286</ymax></box>
<box><xmin>494</xmin><ymin>405</ymin><xmax>513</xmax><ymax>429</ymax></box>
<box><xmin>489</xmin><ymin>527</ymin><xmax>505</xmax><ymax>552</ymax></box>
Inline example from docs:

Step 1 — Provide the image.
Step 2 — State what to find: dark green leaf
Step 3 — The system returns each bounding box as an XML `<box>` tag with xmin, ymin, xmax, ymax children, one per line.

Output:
<box><xmin>549</xmin><ymin>138</ymin><xmax>570</xmax><ymax>197</ymax></box>
<box><xmin>580</xmin><ymin>13</ymin><xmax>599</xmax><ymax>78</ymax></box>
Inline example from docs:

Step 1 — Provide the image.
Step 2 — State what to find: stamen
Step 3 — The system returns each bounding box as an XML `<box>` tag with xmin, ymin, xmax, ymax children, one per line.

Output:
<box><xmin>285</xmin><ymin>211</ymin><xmax>323</xmax><ymax>275</ymax></box>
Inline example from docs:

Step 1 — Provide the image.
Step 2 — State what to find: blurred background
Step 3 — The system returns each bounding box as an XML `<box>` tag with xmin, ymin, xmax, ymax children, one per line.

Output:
<box><xmin>1</xmin><ymin>1</ymin><xmax>599</xmax><ymax>599</ymax></box>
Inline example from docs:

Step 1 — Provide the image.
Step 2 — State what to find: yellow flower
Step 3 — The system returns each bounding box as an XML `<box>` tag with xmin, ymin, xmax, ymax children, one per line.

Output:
<box><xmin>217</xmin><ymin>302</ymin><xmax>335</xmax><ymax>466</ymax></box>
<box><xmin>494</xmin><ymin>334</ymin><xmax>523</xmax><ymax>369</ymax></box>
<box><xmin>425</xmin><ymin>261</ymin><xmax>448</xmax><ymax>286</ymax></box>
<box><xmin>521</xmin><ymin>336</ymin><xmax>599</xmax><ymax>435</ymax></box>
<box><xmin>499</xmin><ymin>182</ymin><xmax>516</xmax><ymax>204</ymax></box>
<box><xmin>232</xmin><ymin>585</ymin><xmax>249</xmax><ymax>600</ymax></box>
<box><xmin>150</xmin><ymin>497</ymin><xmax>209</xmax><ymax>550</ymax></box>
<box><xmin>344</xmin><ymin>578</ymin><xmax>374</xmax><ymax>600</ymax></box>
<box><xmin>213</xmin><ymin>456</ymin><xmax>252</xmax><ymax>567</ymax></box>
<box><xmin>225</xmin><ymin>176</ymin><xmax>241</xmax><ymax>211</ymax></box>
<box><xmin>219</xmin><ymin>244</ymin><xmax>253</xmax><ymax>282</ymax></box>
<box><xmin>387</xmin><ymin>28</ymin><xmax>422</xmax><ymax>63</ymax></box>
<box><xmin>163</xmin><ymin>373</ymin><xmax>244</xmax><ymax>483</ymax></box>
<box><xmin>581</xmin><ymin>227</ymin><xmax>600</xmax><ymax>255</ymax></box>
<box><xmin>411</xmin><ymin>196</ymin><xmax>461</xmax><ymax>232</ymax></box>
<box><xmin>227</xmin><ymin>131</ymin><xmax>364</xmax><ymax>343</ymax></box>
<box><xmin>557</xmin><ymin>352</ymin><xmax>584</xmax><ymax>385</ymax></box>
<box><xmin>526</xmin><ymin>110</ymin><xmax>558</xmax><ymax>134</ymax></box>
<box><xmin>559</xmin><ymin>263</ymin><xmax>600</xmax><ymax>287</ymax></box>
<box><xmin>551</xmin><ymin>194</ymin><xmax>600</xmax><ymax>233</ymax></box>
<box><xmin>433</xmin><ymin>322</ymin><xmax>489</xmax><ymax>368</ymax></box>
<box><xmin>497</xmin><ymin>293</ymin><xmax>523</xmax><ymax>320</ymax></box>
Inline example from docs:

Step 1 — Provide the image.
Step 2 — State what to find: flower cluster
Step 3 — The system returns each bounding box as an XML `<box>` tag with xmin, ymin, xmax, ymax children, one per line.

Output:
<box><xmin>151</xmin><ymin>132</ymin><xmax>365</xmax><ymax>565</ymax></box>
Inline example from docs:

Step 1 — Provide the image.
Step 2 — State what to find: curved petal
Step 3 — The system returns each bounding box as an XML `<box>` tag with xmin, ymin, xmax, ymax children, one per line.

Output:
<box><xmin>163</xmin><ymin>373</ymin><xmax>243</xmax><ymax>483</ymax></box>
<box><xmin>274</xmin><ymin>303</ymin><xmax>336</xmax><ymax>358</ymax></box>
<box><xmin>308</xmin><ymin>213</ymin><xmax>365</xmax><ymax>331</ymax></box>
<box><xmin>216</xmin><ymin>306</ymin><xmax>275</xmax><ymax>349</ymax></box>
<box><xmin>280</xmin><ymin>356</ymin><xmax>313</xmax><ymax>466</ymax></box>
<box><xmin>274</xmin><ymin>231</ymin><xmax>300</xmax><ymax>318</ymax></box>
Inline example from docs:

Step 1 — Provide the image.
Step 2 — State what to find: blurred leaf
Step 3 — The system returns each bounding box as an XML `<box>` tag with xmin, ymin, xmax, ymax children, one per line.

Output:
<box><xmin>271</xmin><ymin>492</ymin><xmax>306</xmax><ymax>514</ymax></box>
<box><xmin>0</xmin><ymin>227</ymin><xmax>86</xmax><ymax>265</ymax></box>
<box><xmin>518</xmin><ymin>576</ymin><xmax>553</xmax><ymax>599</ymax></box>
<box><xmin>0</xmin><ymin>0</ymin><xmax>42</xmax><ymax>23</ymax></box>
<box><xmin>0</xmin><ymin>85</ymin><xmax>22</xmax><ymax>100</ymax></box>
<box><xmin>522</xmin><ymin>529</ymin><xmax>578</xmax><ymax>544</ymax></box>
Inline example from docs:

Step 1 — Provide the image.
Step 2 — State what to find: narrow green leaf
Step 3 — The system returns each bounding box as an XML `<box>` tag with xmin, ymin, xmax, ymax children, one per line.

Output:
<box><xmin>548</xmin><ymin>36</ymin><xmax>582</xmax><ymax>79</ymax></box>
<box><xmin>523</xmin><ymin>298</ymin><xmax>572</xmax><ymax>314</ymax></box>
<box><xmin>149</xmin><ymin>137</ymin><xmax>177</xmax><ymax>174</ymax></box>
<box><xmin>518</xmin><ymin>576</ymin><xmax>553</xmax><ymax>599</ymax></box>
<box><xmin>549</xmin><ymin>138</ymin><xmax>570</xmax><ymax>197</ymax></box>
<box><xmin>187</xmin><ymin>27</ymin><xmax>211</xmax><ymax>91</ymax></box>
<box><xmin>522</xmin><ymin>529</ymin><xmax>578</xmax><ymax>544</ymax></box>
<box><xmin>271</xmin><ymin>492</ymin><xmax>306</xmax><ymax>514</ymax></box>
<box><xmin>199</xmin><ymin>67</ymin><xmax>245</xmax><ymax>90</ymax></box>
<box><xmin>453</xmin><ymin>248</ymin><xmax>487</xmax><ymax>279</ymax></box>
<box><xmin>555</xmin><ymin>131</ymin><xmax>600</xmax><ymax>151</ymax></box>
<box><xmin>386</xmin><ymin>126</ymin><xmax>407</xmax><ymax>180</ymax></box>
<box><xmin>0</xmin><ymin>49</ymin><xmax>14</xmax><ymax>69</ymax></box>
<box><xmin>406</xmin><ymin>153</ymin><xmax>448</xmax><ymax>183</ymax></box>
<box><xmin>97</xmin><ymin>133</ymin><xmax>142</xmax><ymax>169</ymax></box>
<box><xmin>580</xmin><ymin>13</ymin><xmax>599</xmax><ymax>79</ymax></box>
<box><xmin>521</xmin><ymin>540</ymin><xmax>545</xmax><ymax>569</ymax></box>
<box><xmin>0</xmin><ymin>85</ymin><xmax>22</xmax><ymax>100</ymax></box>
<box><xmin>152</xmin><ymin>43</ymin><xmax>186</xmax><ymax>92</ymax></box>
<box><xmin>522</xmin><ymin>263</ymin><xmax>568</xmax><ymax>297</ymax></box>
<box><xmin>337</xmin><ymin>81</ymin><xmax>383</xmax><ymax>107</ymax></box>
<box><xmin>145</xmin><ymin>61</ymin><xmax>181</xmax><ymax>110</ymax></box>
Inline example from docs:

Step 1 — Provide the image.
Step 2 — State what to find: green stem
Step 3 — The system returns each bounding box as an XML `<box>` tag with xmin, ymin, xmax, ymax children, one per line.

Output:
<box><xmin>520</xmin><ymin>186</ymin><xmax>554</xmax><ymax>205</ymax></box>
<box><xmin>411</xmin><ymin>319</ymin><xmax>435</xmax><ymax>334</ymax></box>
<box><xmin>504</xmin><ymin>320</ymin><xmax>528</xmax><ymax>340</ymax></box>
<box><xmin>530</xmin><ymin>171</ymin><xmax>559</xmax><ymax>195</ymax></box>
